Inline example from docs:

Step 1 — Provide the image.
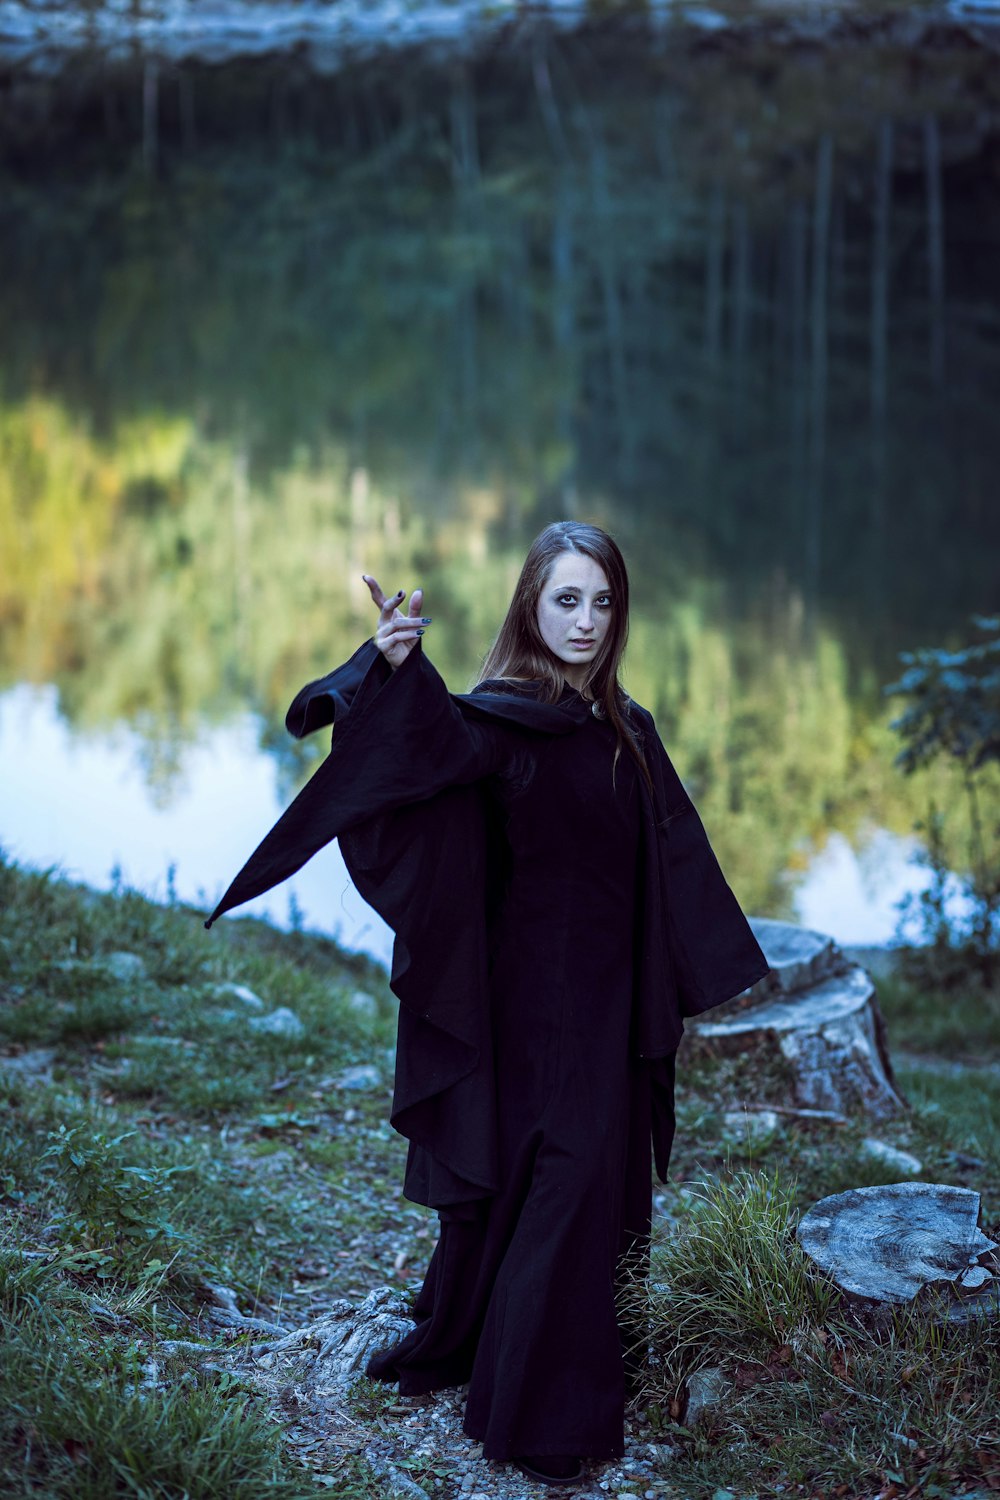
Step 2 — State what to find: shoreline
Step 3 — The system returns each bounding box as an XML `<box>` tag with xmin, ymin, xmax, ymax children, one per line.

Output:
<box><xmin>1</xmin><ymin>0</ymin><xmax>990</xmax><ymax>73</ymax></box>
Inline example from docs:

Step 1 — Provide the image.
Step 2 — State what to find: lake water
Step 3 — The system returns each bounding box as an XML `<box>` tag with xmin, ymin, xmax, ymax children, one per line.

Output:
<box><xmin>1</xmin><ymin>2</ymin><xmax>998</xmax><ymax>960</ymax></box>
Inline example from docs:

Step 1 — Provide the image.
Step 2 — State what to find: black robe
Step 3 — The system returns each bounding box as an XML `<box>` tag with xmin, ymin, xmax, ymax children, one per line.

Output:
<box><xmin>206</xmin><ymin>640</ymin><xmax>769</xmax><ymax>1459</ymax></box>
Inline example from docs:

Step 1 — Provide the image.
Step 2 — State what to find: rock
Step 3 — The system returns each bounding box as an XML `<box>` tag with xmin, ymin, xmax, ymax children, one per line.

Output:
<box><xmin>722</xmin><ymin>1108</ymin><xmax>781</xmax><ymax>1143</ymax></box>
<box><xmin>363</xmin><ymin>1451</ymin><xmax>429</xmax><ymax>1500</ymax></box>
<box><xmin>0</xmin><ymin>1047</ymin><xmax>56</xmax><ymax>1082</ymax></box>
<box><xmin>248</xmin><ymin>1007</ymin><xmax>305</xmax><ymax>1039</ymax></box>
<box><xmin>335</xmin><ymin>1063</ymin><xmax>382</xmax><ymax>1091</ymax></box>
<box><xmin>213</xmin><ymin>982</ymin><xmax>266</xmax><ymax>1011</ymax></box>
<box><xmin>685</xmin><ymin>1365</ymin><xmax>728</xmax><ymax>1424</ymax></box>
<box><xmin>860</xmin><ymin>1138</ymin><xmax>922</xmax><ymax>1175</ymax></box>
<box><xmin>104</xmin><ymin>951</ymin><xmax>147</xmax><ymax>981</ymax></box>
<box><xmin>247</xmin><ymin>1286</ymin><xmax>414</xmax><ymax>1386</ymax></box>
<box><xmin>797</xmin><ymin>1182</ymin><xmax>1000</xmax><ymax>1322</ymax></box>
<box><xmin>347</xmin><ymin>990</ymin><xmax>379</xmax><ymax>1020</ymax></box>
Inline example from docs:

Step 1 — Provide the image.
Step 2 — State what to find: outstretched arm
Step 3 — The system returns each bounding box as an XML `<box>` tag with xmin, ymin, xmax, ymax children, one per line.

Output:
<box><xmin>206</xmin><ymin>583</ymin><xmax>510</xmax><ymax>928</ymax></box>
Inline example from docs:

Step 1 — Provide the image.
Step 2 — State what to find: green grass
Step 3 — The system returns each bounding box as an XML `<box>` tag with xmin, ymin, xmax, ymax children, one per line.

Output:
<box><xmin>0</xmin><ymin>850</ymin><xmax>409</xmax><ymax>1496</ymax></box>
<box><xmin>3</xmin><ymin>847</ymin><xmax>999</xmax><ymax>1499</ymax></box>
<box><xmin>876</xmin><ymin>964</ymin><xmax>1000</xmax><ymax>1060</ymax></box>
<box><xmin>626</xmin><ymin>1167</ymin><xmax>1000</xmax><ymax>1500</ymax></box>
<box><xmin>644</xmin><ymin>969</ymin><xmax>1000</xmax><ymax>1499</ymax></box>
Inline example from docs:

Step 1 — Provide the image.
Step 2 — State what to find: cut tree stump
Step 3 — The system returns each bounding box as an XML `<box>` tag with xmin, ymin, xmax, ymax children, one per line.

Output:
<box><xmin>685</xmin><ymin>917</ymin><xmax>906</xmax><ymax>1120</ymax></box>
<box><xmin>797</xmin><ymin>1182</ymin><xmax>1000</xmax><ymax>1323</ymax></box>
<box><xmin>245</xmin><ymin>1286</ymin><xmax>414</xmax><ymax>1386</ymax></box>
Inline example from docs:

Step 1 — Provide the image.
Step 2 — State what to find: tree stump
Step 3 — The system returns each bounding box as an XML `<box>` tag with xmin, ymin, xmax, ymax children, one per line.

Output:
<box><xmin>797</xmin><ymin>1182</ymin><xmax>1000</xmax><ymax>1323</ymax></box>
<box><xmin>685</xmin><ymin>917</ymin><xmax>906</xmax><ymax>1120</ymax></box>
<box><xmin>246</xmin><ymin>1286</ymin><xmax>414</xmax><ymax>1385</ymax></box>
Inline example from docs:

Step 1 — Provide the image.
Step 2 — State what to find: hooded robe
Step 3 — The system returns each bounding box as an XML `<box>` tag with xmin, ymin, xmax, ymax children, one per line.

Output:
<box><xmin>205</xmin><ymin>639</ymin><xmax>769</xmax><ymax>1459</ymax></box>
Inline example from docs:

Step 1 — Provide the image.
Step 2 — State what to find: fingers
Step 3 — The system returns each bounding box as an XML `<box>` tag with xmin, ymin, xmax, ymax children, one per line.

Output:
<box><xmin>378</xmin><ymin>619</ymin><xmax>430</xmax><ymax>646</ymax></box>
<box><xmin>362</xmin><ymin>575</ymin><xmax>429</xmax><ymax>629</ymax></box>
<box><xmin>381</xmin><ymin>590</ymin><xmax>406</xmax><ymax>625</ymax></box>
<box><xmin>362</xmin><ymin>574</ymin><xmax>410</xmax><ymax>621</ymax></box>
<box><xmin>361</xmin><ymin>574</ymin><xmax>387</xmax><ymax>609</ymax></box>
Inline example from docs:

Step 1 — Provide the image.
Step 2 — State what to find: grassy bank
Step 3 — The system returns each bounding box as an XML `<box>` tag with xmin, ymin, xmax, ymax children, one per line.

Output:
<box><xmin>1</xmin><ymin>851</ymin><xmax>997</xmax><ymax>1498</ymax></box>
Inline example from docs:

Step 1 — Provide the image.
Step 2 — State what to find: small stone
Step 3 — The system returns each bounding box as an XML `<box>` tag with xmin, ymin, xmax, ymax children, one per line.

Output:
<box><xmin>0</xmin><ymin>1048</ymin><xmax>56</xmax><ymax>1081</ymax></box>
<box><xmin>335</xmin><ymin>1063</ymin><xmax>382</xmax><ymax>1091</ymax></box>
<box><xmin>618</xmin><ymin>1492</ymin><xmax>642</xmax><ymax>1499</ymax></box>
<box><xmin>214</xmin><ymin>982</ymin><xmax>265</xmax><ymax>1011</ymax></box>
<box><xmin>686</xmin><ymin>1365</ymin><xmax>729</xmax><ymax>1424</ymax></box>
<box><xmin>248</xmin><ymin>1007</ymin><xmax>305</xmax><ymax>1039</ymax></box>
<box><xmin>860</xmin><ymin>1138</ymin><xmax>922</xmax><ymax>1175</ymax></box>
<box><xmin>723</xmin><ymin>1108</ymin><xmax>780</xmax><ymax>1142</ymax></box>
<box><xmin>347</xmin><ymin>990</ymin><xmax>379</xmax><ymax>1019</ymax></box>
<box><xmin>105</xmin><ymin>951</ymin><xmax>147</xmax><ymax>981</ymax></box>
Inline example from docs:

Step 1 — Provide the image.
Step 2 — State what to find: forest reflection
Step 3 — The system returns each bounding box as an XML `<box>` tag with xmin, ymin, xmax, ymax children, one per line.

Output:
<box><xmin>1</xmin><ymin>10</ymin><xmax>998</xmax><ymax>918</ymax></box>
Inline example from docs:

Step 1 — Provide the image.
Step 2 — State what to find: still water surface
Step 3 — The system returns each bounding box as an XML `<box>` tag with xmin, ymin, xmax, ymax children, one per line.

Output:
<box><xmin>1</xmin><ymin>5</ymin><xmax>997</xmax><ymax>955</ymax></box>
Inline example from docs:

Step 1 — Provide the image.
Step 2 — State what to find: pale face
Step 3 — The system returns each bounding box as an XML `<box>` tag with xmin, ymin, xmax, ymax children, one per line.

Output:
<box><xmin>535</xmin><ymin>550</ymin><xmax>613</xmax><ymax>690</ymax></box>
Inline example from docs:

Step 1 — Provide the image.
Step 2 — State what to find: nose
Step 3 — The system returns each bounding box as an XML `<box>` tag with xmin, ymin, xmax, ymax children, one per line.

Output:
<box><xmin>575</xmin><ymin>605</ymin><xmax>595</xmax><ymax>633</ymax></box>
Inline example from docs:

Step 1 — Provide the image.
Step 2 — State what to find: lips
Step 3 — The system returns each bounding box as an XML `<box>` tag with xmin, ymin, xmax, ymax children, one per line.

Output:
<box><xmin>569</xmin><ymin>639</ymin><xmax>595</xmax><ymax>647</ymax></box>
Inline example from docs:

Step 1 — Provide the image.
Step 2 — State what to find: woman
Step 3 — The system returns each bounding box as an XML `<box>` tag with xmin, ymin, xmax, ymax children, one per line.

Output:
<box><xmin>206</xmin><ymin>521</ymin><xmax>768</xmax><ymax>1487</ymax></box>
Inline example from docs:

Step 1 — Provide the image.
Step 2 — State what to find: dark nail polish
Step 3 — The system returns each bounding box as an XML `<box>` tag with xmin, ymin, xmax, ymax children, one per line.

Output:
<box><xmin>421</xmin><ymin>618</ymin><xmax>432</xmax><ymax>624</ymax></box>
<box><xmin>416</xmin><ymin>628</ymin><xmax>425</xmax><ymax>636</ymax></box>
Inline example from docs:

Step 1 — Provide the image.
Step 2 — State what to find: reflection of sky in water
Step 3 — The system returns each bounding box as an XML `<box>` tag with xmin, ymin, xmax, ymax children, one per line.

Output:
<box><xmin>0</xmin><ymin>684</ymin><xmax>970</xmax><ymax>963</ymax></box>
<box><xmin>791</xmin><ymin>827</ymin><xmax>974</xmax><ymax>948</ymax></box>
<box><xmin>0</xmin><ymin>685</ymin><xmax>394</xmax><ymax>966</ymax></box>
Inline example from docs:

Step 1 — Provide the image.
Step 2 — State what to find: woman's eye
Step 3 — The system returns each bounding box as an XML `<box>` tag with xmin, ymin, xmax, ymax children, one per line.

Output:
<box><xmin>596</xmin><ymin>597</ymin><xmax>611</xmax><ymax>609</ymax></box>
<box><xmin>558</xmin><ymin>595</ymin><xmax>577</xmax><ymax>607</ymax></box>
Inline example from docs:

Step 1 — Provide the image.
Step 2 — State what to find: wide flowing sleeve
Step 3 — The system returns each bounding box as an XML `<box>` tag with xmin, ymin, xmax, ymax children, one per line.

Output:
<box><xmin>205</xmin><ymin>642</ymin><xmax>531</xmax><ymax>1209</ymax></box>
<box><xmin>633</xmin><ymin>704</ymin><xmax>769</xmax><ymax>1032</ymax></box>
<box><xmin>204</xmin><ymin>641</ymin><xmax>512</xmax><ymax>928</ymax></box>
<box><xmin>284</xmin><ymin>638</ymin><xmax>386</xmax><ymax>739</ymax></box>
<box><xmin>629</xmin><ymin>706</ymin><xmax>769</xmax><ymax>1184</ymax></box>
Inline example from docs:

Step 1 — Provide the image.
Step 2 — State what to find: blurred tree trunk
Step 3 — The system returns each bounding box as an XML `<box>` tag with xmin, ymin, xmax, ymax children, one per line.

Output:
<box><xmin>925</xmin><ymin>113</ymin><xmax>946</xmax><ymax>388</ymax></box>
<box><xmin>805</xmin><ymin>132</ymin><xmax>833</xmax><ymax>639</ymax></box>
<box><xmin>142</xmin><ymin>59</ymin><xmax>159</xmax><ymax>174</ymax></box>
<box><xmin>869</xmin><ymin>119</ymin><xmax>893</xmax><ymax>611</ymax></box>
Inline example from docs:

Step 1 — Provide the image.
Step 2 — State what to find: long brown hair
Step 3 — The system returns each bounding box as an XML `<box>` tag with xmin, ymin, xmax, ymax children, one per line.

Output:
<box><xmin>477</xmin><ymin>521</ymin><xmax>651</xmax><ymax>792</ymax></box>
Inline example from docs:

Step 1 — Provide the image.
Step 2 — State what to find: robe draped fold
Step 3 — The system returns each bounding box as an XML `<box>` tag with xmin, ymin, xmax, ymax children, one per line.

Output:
<box><xmin>206</xmin><ymin>640</ymin><xmax>769</xmax><ymax>1210</ymax></box>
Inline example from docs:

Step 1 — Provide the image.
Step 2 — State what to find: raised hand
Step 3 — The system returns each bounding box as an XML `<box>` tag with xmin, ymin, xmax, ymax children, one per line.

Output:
<box><xmin>362</xmin><ymin>575</ymin><xmax>432</xmax><ymax>670</ymax></box>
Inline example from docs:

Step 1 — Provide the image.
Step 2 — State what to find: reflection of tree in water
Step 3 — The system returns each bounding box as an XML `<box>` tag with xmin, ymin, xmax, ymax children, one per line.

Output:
<box><xmin>0</xmin><ymin>13</ymin><xmax>998</xmax><ymax>904</ymax></box>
